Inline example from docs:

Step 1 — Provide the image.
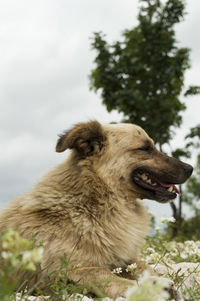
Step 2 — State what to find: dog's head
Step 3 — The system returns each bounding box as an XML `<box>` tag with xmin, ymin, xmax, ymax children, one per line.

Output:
<box><xmin>56</xmin><ymin>121</ymin><xmax>193</xmax><ymax>203</ymax></box>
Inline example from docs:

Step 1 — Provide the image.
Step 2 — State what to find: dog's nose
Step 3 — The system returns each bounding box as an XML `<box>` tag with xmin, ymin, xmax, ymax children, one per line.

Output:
<box><xmin>183</xmin><ymin>163</ymin><xmax>193</xmax><ymax>178</ymax></box>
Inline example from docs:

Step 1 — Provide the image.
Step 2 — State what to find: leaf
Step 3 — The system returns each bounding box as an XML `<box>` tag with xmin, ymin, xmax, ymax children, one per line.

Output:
<box><xmin>184</xmin><ymin>86</ymin><xmax>200</xmax><ymax>97</ymax></box>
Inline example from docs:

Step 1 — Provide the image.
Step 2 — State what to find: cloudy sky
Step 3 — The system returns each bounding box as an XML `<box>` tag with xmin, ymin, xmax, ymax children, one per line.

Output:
<box><xmin>0</xmin><ymin>0</ymin><xmax>200</xmax><ymax>220</ymax></box>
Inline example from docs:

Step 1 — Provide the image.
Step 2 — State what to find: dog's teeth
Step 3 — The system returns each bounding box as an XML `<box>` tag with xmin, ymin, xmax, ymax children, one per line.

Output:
<box><xmin>141</xmin><ymin>173</ymin><xmax>148</xmax><ymax>181</ymax></box>
<box><xmin>168</xmin><ymin>186</ymin><xmax>173</xmax><ymax>192</ymax></box>
<box><xmin>139</xmin><ymin>173</ymin><xmax>155</xmax><ymax>185</ymax></box>
<box><xmin>139</xmin><ymin>173</ymin><xmax>154</xmax><ymax>185</ymax></box>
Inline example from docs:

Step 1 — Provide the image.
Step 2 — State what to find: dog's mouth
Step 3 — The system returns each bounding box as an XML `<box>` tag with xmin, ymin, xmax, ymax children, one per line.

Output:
<box><xmin>131</xmin><ymin>169</ymin><xmax>180</xmax><ymax>203</ymax></box>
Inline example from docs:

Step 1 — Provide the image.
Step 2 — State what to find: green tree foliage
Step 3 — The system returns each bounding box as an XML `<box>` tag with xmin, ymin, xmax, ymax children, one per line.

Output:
<box><xmin>169</xmin><ymin>148</ymin><xmax>191</xmax><ymax>236</ymax></box>
<box><xmin>183</xmin><ymin>126</ymin><xmax>200</xmax><ymax>213</ymax></box>
<box><xmin>90</xmin><ymin>0</ymin><xmax>194</xmax><ymax>147</ymax></box>
<box><xmin>167</xmin><ymin>154</ymin><xmax>200</xmax><ymax>240</ymax></box>
<box><xmin>172</xmin><ymin>148</ymin><xmax>191</xmax><ymax>160</ymax></box>
<box><xmin>185</xmin><ymin>154</ymin><xmax>200</xmax><ymax>210</ymax></box>
<box><xmin>168</xmin><ymin>125</ymin><xmax>200</xmax><ymax>238</ymax></box>
<box><xmin>184</xmin><ymin>86</ymin><xmax>200</xmax><ymax>97</ymax></box>
<box><xmin>185</xmin><ymin>125</ymin><xmax>200</xmax><ymax>148</ymax></box>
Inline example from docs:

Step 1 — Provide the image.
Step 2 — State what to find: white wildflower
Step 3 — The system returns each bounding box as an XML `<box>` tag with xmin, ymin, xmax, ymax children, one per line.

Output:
<box><xmin>164</xmin><ymin>241</ymin><xmax>176</xmax><ymax>251</ymax></box>
<box><xmin>184</xmin><ymin>240</ymin><xmax>197</xmax><ymax>250</ymax></box>
<box><xmin>146</xmin><ymin>247</ymin><xmax>155</xmax><ymax>254</ymax></box>
<box><xmin>22</xmin><ymin>247</ymin><xmax>44</xmax><ymax>264</ymax></box>
<box><xmin>163</xmin><ymin>253</ymin><xmax>175</xmax><ymax>265</ymax></box>
<box><xmin>10</xmin><ymin>258</ymin><xmax>20</xmax><ymax>267</ymax></box>
<box><xmin>180</xmin><ymin>252</ymin><xmax>188</xmax><ymax>260</ymax></box>
<box><xmin>1</xmin><ymin>251</ymin><xmax>12</xmax><ymax>259</ymax></box>
<box><xmin>1</xmin><ymin>229</ymin><xmax>20</xmax><ymax>249</ymax></box>
<box><xmin>167</xmin><ymin>216</ymin><xmax>176</xmax><ymax>223</ymax></box>
<box><xmin>195</xmin><ymin>241</ymin><xmax>200</xmax><ymax>248</ymax></box>
<box><xmin>170</xmin><ymin>248</ymin><xmax>179</xmax><ymax>257</ymax></box>
<box><xmin>126</xmin><ymin>263</ymin><xmax>137</xmax><ymax>272</ymax></box>
<box><xmin>112</xmin><ymin>267</ymin><xmax>122</xmax><ymax>274</ymax></box>
<box><xmin>160</xmin><ymin>217</ymin><xmax>176</xmax><ymax>223</ymax></box>
<box><xmin>145</xmin><ymin>252</ymin><xmax>160</xmax><ymax>264</ymax></box>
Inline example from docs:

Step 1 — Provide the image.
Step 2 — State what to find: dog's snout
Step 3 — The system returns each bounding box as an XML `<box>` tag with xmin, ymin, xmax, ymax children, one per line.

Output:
<box><xmin>183</xmin><ymin>163</ymin><xmax>193</xmax><ymax>178</ymax></box>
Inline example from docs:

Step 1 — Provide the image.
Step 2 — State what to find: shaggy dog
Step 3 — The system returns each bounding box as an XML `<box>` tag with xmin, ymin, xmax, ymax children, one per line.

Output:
<box><xmin>0</xmin><ymin>121</ymin><xmax>193</xmax><ymax>297</ymax></box>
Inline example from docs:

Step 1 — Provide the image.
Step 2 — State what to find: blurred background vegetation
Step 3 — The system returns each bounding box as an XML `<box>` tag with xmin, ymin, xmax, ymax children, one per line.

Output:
<box><xmin>89</xmin><ymin>0</ymin><xmax>200</xmax><ymax>240</ymax></box>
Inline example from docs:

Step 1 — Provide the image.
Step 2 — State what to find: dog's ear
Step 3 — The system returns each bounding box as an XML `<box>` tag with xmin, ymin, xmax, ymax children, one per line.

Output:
<box><xmin>56</xmin><ymin>121</ymin><xmax>106</xmax><ymax>156</ymax></box>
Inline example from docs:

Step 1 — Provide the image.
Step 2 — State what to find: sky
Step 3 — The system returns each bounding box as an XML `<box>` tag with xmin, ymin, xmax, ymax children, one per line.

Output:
<box><xmin>0</xmin><ymin>0</ymin><xmax>200</xmax><ymax>221</ymax></box>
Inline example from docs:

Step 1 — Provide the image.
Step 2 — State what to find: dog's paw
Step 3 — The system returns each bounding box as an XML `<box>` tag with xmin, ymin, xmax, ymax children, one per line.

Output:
<box><xmin>106</xmin><ymin>279</ymin><xmax>137</xmax><ymax>299</ymax></box>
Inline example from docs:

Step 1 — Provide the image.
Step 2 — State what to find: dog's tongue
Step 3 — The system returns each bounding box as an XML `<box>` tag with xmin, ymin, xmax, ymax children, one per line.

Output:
<box><xmin>157</xmin><ymin>180</ymin><xmax>181</xmax><ymax>195</ymax></box>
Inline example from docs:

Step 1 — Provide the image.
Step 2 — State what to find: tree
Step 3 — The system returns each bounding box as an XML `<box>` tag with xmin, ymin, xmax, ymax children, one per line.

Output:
<box><xmin>90</xmin><ymin>0</ymin><xmax>199</xmax><ymax>150</ymax></box>
<box><xmin>185</xmin><ymin>155</ymin><xmax>200</xmax><ymax>212</ymax></box>
<box><xmin>167</xmin><ymin>152</ymin><xmax>200</xmax><ymax>240</ymax></box>
<box><xmin>170</xmin><ymin>147</ymin><xmax>191</xmax><ymax>237</ymax></box>
<box><xmin>169</xmin><ymin>125</ymin><xmax>200</xmax><ymax>237</ymax></box>
<box><xmin>183</xmin><ymin>125</ymin><xmax>200</xmax><ymax>213</ymax></box>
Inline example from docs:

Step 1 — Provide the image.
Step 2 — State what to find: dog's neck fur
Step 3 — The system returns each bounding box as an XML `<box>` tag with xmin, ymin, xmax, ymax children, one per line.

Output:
<box><xmin>28</xmin><ymin>153</ymin><xmax>145</xmax><ymax>214</ymax></box>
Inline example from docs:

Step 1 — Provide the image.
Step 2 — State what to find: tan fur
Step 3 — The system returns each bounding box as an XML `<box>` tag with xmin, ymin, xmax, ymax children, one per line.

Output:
<box><xmin>0</xmin><ymin>121</ymin><xmax>192</xmax><ymax>297</ymax></box>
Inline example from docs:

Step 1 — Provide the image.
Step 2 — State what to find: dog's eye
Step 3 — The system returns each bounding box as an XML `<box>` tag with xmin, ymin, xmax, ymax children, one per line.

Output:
<box><xmin>138</xmin><ymin>145</ymin><xmax>153</xmax><ymax>152</ymax></box>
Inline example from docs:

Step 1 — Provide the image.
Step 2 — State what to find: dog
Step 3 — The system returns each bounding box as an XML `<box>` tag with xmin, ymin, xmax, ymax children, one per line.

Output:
<box><xmin>0</xmin><ymin>121</ymin><xmax>193</xmax><ymax>297</ymax></box>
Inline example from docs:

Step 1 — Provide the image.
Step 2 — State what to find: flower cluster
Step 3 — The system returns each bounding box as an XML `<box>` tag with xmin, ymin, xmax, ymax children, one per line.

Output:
<box><xmin>125</xmin><ymin>263</ymin><xmax>137</xmax><ymax>273</ymax></box>
<box><xmin>0</xmin><ymin>229</ymin><xmax>43</xmax><ymax>271</ymax></box>
<box><xmin>112</xmin><ymin>263</ymin><xmax>138</xmax><ymax>275</ymax></box>
<box><xmin>144</xmin><ymin>239</ymin><xmax>200</xmax><ymax>266</ymax></box>
<box><xmin>112</xmin><ymin>267</ymin><xmax>123</xmax><ymax>274</ymax></box>
<box><xmin>160</xmin><ymin>216</ymin><xmax>176</xmax><ymax>223</ymax></box>
<box><xmin>144</xmin><ymin>247</ymin><xmax>164</xmax><ymax>265</ymax></box>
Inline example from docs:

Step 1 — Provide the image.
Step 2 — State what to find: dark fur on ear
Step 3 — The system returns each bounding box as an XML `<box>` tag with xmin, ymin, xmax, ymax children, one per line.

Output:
<box><xmin>56</xmin><ymin>121</ymin><xmax>107</xmax><ymax>157</ymax></box>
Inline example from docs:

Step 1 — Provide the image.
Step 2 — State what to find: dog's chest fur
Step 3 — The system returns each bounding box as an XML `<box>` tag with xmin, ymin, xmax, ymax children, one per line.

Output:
<box><xmin>40</xmin><ymin>182</ymin><xmax>149</xmax><ymax>268</ymax></box>
<box><xmin>79</xmin><ymin>201</ymin><xmax>149</xmax><ymax>266</ymax></box>
<box><xmin>43</xmin><ymin>160</ymin><xmax>148</xmax><ymax>264</ymax></box>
